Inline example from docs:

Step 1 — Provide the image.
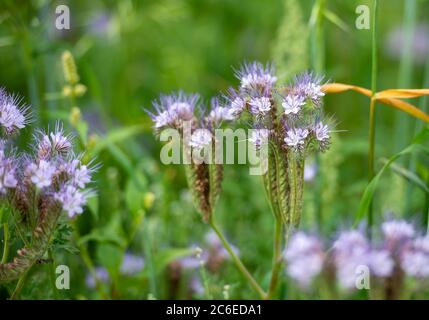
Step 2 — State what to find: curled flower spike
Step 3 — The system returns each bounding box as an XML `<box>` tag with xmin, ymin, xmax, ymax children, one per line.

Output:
<box><xmin>236</xmin><ymin>62</ymin><xmax>277</xmax><ymax>92</ymax></box>
<box><xmin>0</xmin><ymin>88</ymin><xmax>30</xmax><ymax>135</ymax></box>
<box><xmin>0</xmin><ymin>90</ymin><xmax>96</xmax><ymax>284</ymax></box>
<box><xmin>148</xmin><ymin>91</ymin><xmax>199</xmax><ymax>130</ymax></box>
<box><xmin>293</xmin><ymin>72</ymin><xmax>325</xmax><ymax>106</ymax></box>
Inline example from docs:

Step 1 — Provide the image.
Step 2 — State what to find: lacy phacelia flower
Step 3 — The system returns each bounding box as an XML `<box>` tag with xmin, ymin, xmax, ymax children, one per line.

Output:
<box><xmin>313</xmin><ymin>122</ymin><xmax>330</xmax><ymax>143</ymax></box>
<box><xmin>189</xmin><ymin>129</ymin><xmax>212</xmax><ymax>151</ymax></box>
<box><xmin>368</xmin><ymin>250</ymin><xmax>394</xmax><ymax>277</ymax></box>
<box><xmin>249</xmin><ymin>97</ymin><xmax>271</xmax><ymax>116</ymax></box>
<box><xmin>237</xmin><ymin>62</ymin><xmax>277</xmax><ymax>90</ymax></box>
<box><xmin>55</xmin><ymin>185</ymin><xmax>87</xmax><ymax>218</ymax></box>
<box><xmin>209</xmin><ymin>99</ymin><xmax>235</xmax><ymax>124</ymax></box>
<box><xmin>149</xmin><ymin>92</ymin><xmax>198</xmax><ymax>129</ymax></box>
<box><xmin>0</xmin><ymin>158</ymin><xmax>17</xmax><ymax>194</ymax></box>
<box><xmin>37</xmin><ymin>125</ymin><xmax>73</xmax><ymax>159</ymax></box>
<box><xmin>284</xmin><ymin>128</ymin><xmax>309</xmax><ymax>150</ymax></box>
<box><xmin>27</xmin><ymin>160</ymin><xmax>56</xmax><ymax>189</ymax></box>
<box><xmin>294</xmin><ymin>73</ymin><xmax>325</xmax><ymax>105</ymax></box>
<box><xmin>401</xmin><ymin>251</ymin><xmax>429</xmax><ymax>278</ymax></box>
<box><xmin>249</xmin><ymin>129</ymin><xmax>270</xmax><ymax>148</ymax></box>
<box><xmin>227</xmin><ymin>90</ymin><xmax>247</xmax><ymax>117</ymax></box>
<box><xmin>0</xmin><ymin>89</ymin><xmax>29</xmax><ymax>135</ymax></box>
<box><xmin>284</xmin><ymin>232</ymin><xmax>324</xmax><ymax>288</ymax></box>
<box><xmin>282</xmin><ymin>94</ymin><xmax>305</xmax><ymax>115</ymax></box>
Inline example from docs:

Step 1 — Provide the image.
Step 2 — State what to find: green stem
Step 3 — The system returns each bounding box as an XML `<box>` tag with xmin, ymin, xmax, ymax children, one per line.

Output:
<box><xmin>368</xmin><ymin>0</ymin><xmax>378</xmax><ymax>237</ymax></box>
<box><xmin>266</xmin><ymin>220</ymin><xmax>283</xmax><ymax>299</ymax></box>
<box><xmin>48</xmin><ymin>249</ymin><xmax>59</xmax><ymax>299</ymax></box>
<box><xmin>1</xmin><ymin>223</ymin><xmax>9</xmax><ymax>264</ymax></box>
<box><xmin>209</xmin><ymin>218</ymin><xmax>266</xmax><ymax>299</ymax></box>
<box><xmin>10</xmin><ymin>265</ymin><xmax>32</xmax><ymax>300</ymax></box>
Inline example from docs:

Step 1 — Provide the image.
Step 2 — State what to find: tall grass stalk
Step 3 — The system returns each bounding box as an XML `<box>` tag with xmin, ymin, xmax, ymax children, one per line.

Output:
<box><xmin>368</xmin><ymin>0</ymin><xmax>379</xmax><ymax>236</ymax></box>
<box><xmin>310</xmin><ymin>0</ymin><xmax>326</xmax><ymax>229</ymax></box>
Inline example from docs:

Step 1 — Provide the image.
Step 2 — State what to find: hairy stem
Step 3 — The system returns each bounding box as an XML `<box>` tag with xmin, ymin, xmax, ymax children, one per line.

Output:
<box><xmin>209</xmin><ymin>218</ymin><xmax>266</xmax><ymax>299</ymax></box>
<box><xmin>1</xmin><ymin>223</ymin><xmax>9</xmax><ymax>264</ymax></box>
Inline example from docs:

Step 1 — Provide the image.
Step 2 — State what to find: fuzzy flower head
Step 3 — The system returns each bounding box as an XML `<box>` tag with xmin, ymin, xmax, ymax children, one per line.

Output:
<box><xmin>0</xmin><ymin>156</ymin><xmax>17</xmax><ymax>194</ymax></box>
<box><xmin>208</xmin><ymin>98</ymin><xmax>235</xmax><ymax>124</ymax></box>
<box><xmin>226</xmin><ymin>88</ymin><xmax>247</xmax><ymax>118</ymax></box>
<box><xmin>27</xmin><ymin>160</ymin><xmax>56</xmax><ymax>189</ymax></box>
<box><xmin>149</xmin><ymin>92</ymin><xmax>198</xmax><ymax>129</ymax></box>
<box><xmin>55</xmin><ymin>185</ymin><xmax>87</xmax><ymax>218</ymax></box>
<box><xmin>189</xmin><ymin>128</ymin><xmax>212</xmax><ymax>151</ymax></box>
<box><xmin>293</xmin><ymin>72</ymin><xmax>325</xmax><ymax>106</ymax></box>
<box><xmin>0</xmin><ymin>88</ymin><xmax>29</xmax><ymax>135</ymax></box>
<box><xmin>37</xmin><ymin>124</ymin><xmax>73</xmax><ymax>159</ymax></box>
<box><xmin>120</xmin><ymin>253</ymin><xmax>145</xmax><ymax>276</ymax></box>
<box><xmin>284</xmin><ymin>127</ymin><xmax>309</xmax><ymax>151</ymax></box>
<box><xmin>249</xmin><ymin>97</ymin><xmax>271</xmax><ymax>116</ymax></box>
<box><xmin>249</xmin><ymin>128</ymin><xmax>270</xmax><ymax>149</ymax></box>
<box><xmin>284</xmin><ymin>232</ymin><xmax>324</xmax><ymax>288</ymax></box>
<box><xmin>282</xmin><ymin>94</ymin><xmax>305</xmax><ymax>116</ymax></box>
<box><xmin>311</xmin><ymin>121</ymin><xmax>331</xmax><ymax>151</ymax></box>
<box><xmin>236</xmin><ymin>62</ymin><xmax>277</xmax><ymax>91</ymax></box>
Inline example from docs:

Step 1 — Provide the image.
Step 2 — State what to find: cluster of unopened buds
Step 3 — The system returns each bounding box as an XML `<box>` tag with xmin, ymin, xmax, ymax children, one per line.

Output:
<box><xmin>284</xmin><ymin>219</ymin><xmax>429</xmax><ymax>299</ymax></box>
<box><xmin>0</xmin><ymin>87</ymin><xmax>94</xmax><ymax>282</ymax></box>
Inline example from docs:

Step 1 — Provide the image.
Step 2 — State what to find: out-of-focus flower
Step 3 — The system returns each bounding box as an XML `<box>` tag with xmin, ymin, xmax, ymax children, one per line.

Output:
<box><xmin>385</xmin><ymin>24</ymin><xmax>429</xmax><ymax>65</ymax></box>
<box><xmin>85</xmin><ymin>267</ymin><xmax>110</xmax><ymax>289</ymax></box>
<box><xmin>120</xmin><ymin>253</ymin><xmax>145</xmax><ymax>276</ymax></box>
<box><xmin>284</xmin><ymin>232</ymin><xmax>324</xmax><ymax>288</ymax></box>
<box><xmin>249</xmin><ymin>129</ymin><xmax>270</xmax><ymax>149</ymax></box>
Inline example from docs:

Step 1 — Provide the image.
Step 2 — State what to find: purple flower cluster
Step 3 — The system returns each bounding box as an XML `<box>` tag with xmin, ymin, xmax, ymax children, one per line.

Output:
<box><xmin>284</xmin><ymin>219</ymin><xmax>429</xmax><ymax>292</ymax></box>
<box><xmin>0</xmin><ymin>89</ymin><xmax>94</xmax><ymax>219</ymax></box>
<box><xmin>224</xmin><ymin>62</ymin><xmax>332</xmax><ymax>154</ymax></box>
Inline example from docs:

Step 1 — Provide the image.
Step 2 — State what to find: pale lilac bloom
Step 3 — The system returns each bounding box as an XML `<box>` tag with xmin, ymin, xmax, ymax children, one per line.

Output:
<box><xmin>189</xmin><ymin>129</ymin><xmax>212</xmax><ymax>151</ymax></box>
<box><xmin>229</xmin><ymin>96</ymin><xmax>246</xmax><ymax>117</ymax></box>
<box><xmin>382</xmin><ymin>220</ymin><xmax>415</xmax><ymax>244</ymax></box>
<box><xmin>413</xmin><ymin>236</ymin><xmax>429</xmax><ymax>254</ymax></box>
<box><xmin>27</xmin><ymin>160</ymin><xmax>56</xmax><ymax>188</ymax></box>
<box><xmin>85</xmin><ymin>267</ymin><xmax>109</xmax><ymax>289</ymax></box>
<box><xmin>0</xmin><ymin>89</ymin><xmax>28</xmax><ymax>134</ymax></box>
<box><xmin>294</xmin><ymin>72</ymin><xmax>325</xmax><ymax>105</ymax></box>
<box><xmin>401</xmin><ymin>251</ymin><xmax>429</xmax><ymax>278</ymax></box>
<box><xmin>189</xmin><ymin>275</ymin><xmax>204</xmax><ymax>295</ymax></box>
<box><xmin>209</xmin><ymin>106</ymin><xmax>235</xmax><ymax>123</ymax></box>
<box><xmin>282</xmin><ymin>94</ymin><xmax>305</xmax><ymax>115</ymax></box>
<box><xmin>0</xmin><ymin>160</ymin><xmax>17</xmax><ymax>194</ymax></box>
<box><xmin>72</xmin><ymin>164</ymin><xmax>91</xmax><ymax>188</ymax></box>
<box><xmin>55</xmin><ymin>185</ymin><xmax>86</xmax><ymax>218</ymax></box>
<box><xmin>284</xmin><ymin>128</ymin><xmax>309</xmax><ymax>149</ymax></box>
<box><xmin>120</xmin><ymin>253</ymin><xmax>145</xmax><ymax>275</ymax></box>
<box><xmin>333</xmin><ymin>230</ymin><xmax>369</xmax><ymax>289</ymax></box>
<box><xmin>304</xmin><ymin>162</ymin><xmax>317</xmax><ymax>182</ymax></box>
<box><xmin>237</xmin><ymin>62</ymin><xmax>277</xmax><ymax>90</ymax></box>
<box><xmin>149</xmin><ymin>92</ymin><xmax>198</xmax><ymax>129</ymax></box>
<box><xmin>368</xmin><ymin>250</ymin><xmax>394</xmax><ymax>277</ymax></box>
<box><xmin>37</xmin><ymin>126</ymin><xmax>72</xmax><ymax>158</ymax></box>
<box><xmin>284</xmin><ymin>232</ymin><xmax>324</xmax><ymax>288</ymax></box>
<box><xmin>249</xmin><ymin>129</ymin><xmax>269</xmax><ymax>148</ymax></box>
<box><xmin>249</xmin><ymin>97</ymin><xmax>271</xmax><ymax>116</ymax></box>
<box><xmin>314</xmin><ymin>122</ymin><xmax>330</xmax><ymax>142</ymax></box>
